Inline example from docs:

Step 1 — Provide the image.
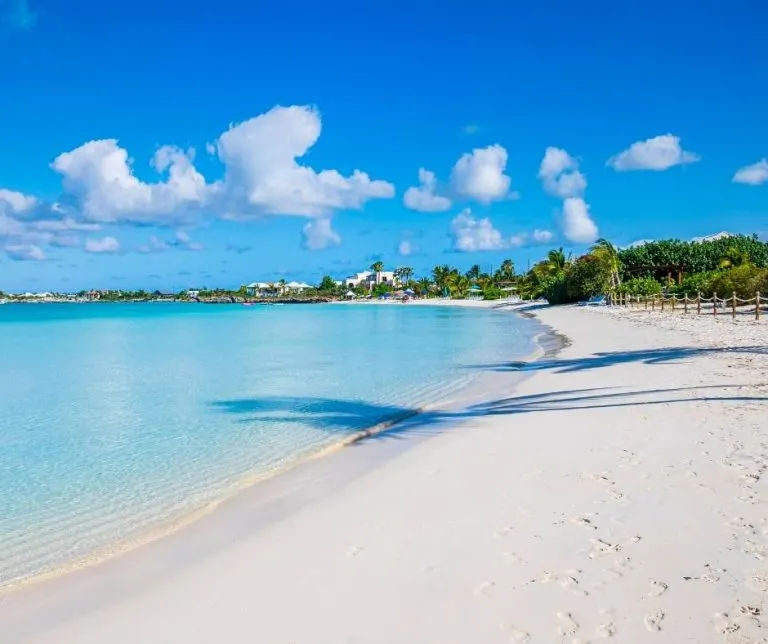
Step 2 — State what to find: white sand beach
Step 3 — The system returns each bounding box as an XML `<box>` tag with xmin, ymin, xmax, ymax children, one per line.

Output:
<box><xmin>2</xmin><ymin>305</ymin><xmax>767</xmax><ymax>643</ymax></box>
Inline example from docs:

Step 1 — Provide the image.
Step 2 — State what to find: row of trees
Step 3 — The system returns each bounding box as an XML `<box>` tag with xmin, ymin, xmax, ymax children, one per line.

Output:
<box><xmin>311</xmin><ymin>235</ymin><xmax>768</xmax><ymax>303</ymax></box>
<box><xmin>520</xmin><ymin>234</ymin><xmax>768</xmax><ymax>304</ymax></box>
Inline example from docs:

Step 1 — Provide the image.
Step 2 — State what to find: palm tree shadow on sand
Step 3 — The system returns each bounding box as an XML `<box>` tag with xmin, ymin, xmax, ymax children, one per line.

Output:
<box><xmin>467</xmin><ymin>345</ymin><xmax>768</xmax><ymax>374</ymax></box>
<box><xmin>210</xmin><ymin>384</ymin><xmax>768</xmax><ymax>444</ymax></box>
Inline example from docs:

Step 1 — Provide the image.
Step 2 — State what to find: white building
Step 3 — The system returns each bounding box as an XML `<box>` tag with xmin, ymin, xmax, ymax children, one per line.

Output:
<box><xmin>344</xmin><ymin>270</ymin><xmax>398</xmax><ymax>289</ymax></box>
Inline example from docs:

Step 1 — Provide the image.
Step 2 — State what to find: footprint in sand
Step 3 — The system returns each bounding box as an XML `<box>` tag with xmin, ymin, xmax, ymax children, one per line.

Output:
<box><xmin>571</xmin><ymin>515</ymin><xmax>598</xmax><ymax>531</ymax></box>
<box><xmin>644</xmin><ymin>610</ymin><xmax>665</xmax><ymax>632</ymax></box>
<box><xmin>556</xmin><ymin>612</ymin><xmax>580</xmax><ymax>637</ymax></box>
<box><xmin>504</xmin><ymin>626</ymin><xmax>531</xmax><ymax>643</ymax></box>
<box><xmin>713</xmin><ymin>612</ymin><xmax>741</xmax><ymax>635</ymax></box>
<box><xmin>647</xmin><ymin>580</ymin><xmax>668</xmax><ymax>598</ymax></box>
<box><xmin>503</xmin><ymin>551</ymin><xmax>525</xmax><ymax>565</ymax></box>
<box><xmin>588</xmin><ymin>539</ymin><xmax>621</xmax><ymax>559</ymax></box>
<box><xmin>746</xmin><ymin>573</ymin><xmax>768</xmax><ymax>594</ymax></box>
<box><xmin>346</xmin><ymin>546</ymin><xmax>364</xmax><ymax>557</ymax></box>
<box><xmin>473</xmin><ymin>581</ymin><xmax>496</xmax><ymax>596</ymax></box>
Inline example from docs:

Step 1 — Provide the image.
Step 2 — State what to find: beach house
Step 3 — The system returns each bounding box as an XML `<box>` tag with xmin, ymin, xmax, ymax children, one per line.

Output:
<box><xmin>344</xmin><ymin>270</ymin><xmax>398</xmax><ymax>290</ymax></box>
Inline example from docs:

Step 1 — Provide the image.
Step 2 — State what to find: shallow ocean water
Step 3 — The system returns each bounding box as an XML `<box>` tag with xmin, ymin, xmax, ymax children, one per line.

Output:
<box><xmin>0</xmin><ymin>303</ymin><xmax>539</xmax><ymax>586</ymax></box>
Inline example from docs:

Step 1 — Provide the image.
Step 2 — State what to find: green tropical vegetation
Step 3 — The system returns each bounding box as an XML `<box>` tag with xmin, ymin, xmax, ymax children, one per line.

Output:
<box><xmin>4</xmin><ymin>234</ymin><xmax>766</xmax><ymax>305</ymax></box>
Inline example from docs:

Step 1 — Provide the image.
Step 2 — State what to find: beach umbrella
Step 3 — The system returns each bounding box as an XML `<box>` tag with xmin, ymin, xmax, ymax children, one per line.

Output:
<box><xmin>404</xmin><ymin>288</ymin><xmax>414</xmax><ymax>295</ymax></box>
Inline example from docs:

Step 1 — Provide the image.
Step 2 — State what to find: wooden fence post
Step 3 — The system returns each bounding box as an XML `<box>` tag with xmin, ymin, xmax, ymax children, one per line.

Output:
<box><xmin>672</xmin><ymin>295</ymin><xmax>676</xmax><ymax>311</ymax></box>
<box><xmin>732</xmin><ymin>292</ymin><xmax>737</xmax><ymax>319</ymax></box>
<box><xmin>684</xmin><ymin>294</ymin><xmax>688</xmax><ymax>314</ymax></box>
<box><xmin>652</xmin><ymin>298</ymin><xmax>655</xmax><ymax>311</ymax></box>
<box><xmin>645</xmin><ymin>296</ymin><xmax>648</xmax><ymax>310</ymax></box>
<box><xmin>697</xmin><ymin>293</ymin><xmax>701</xmax><ymax>315</ymax></box>
<box><xmin>713</xmin><ymin>292</ymin><xmax>718</xmax><ymax>316</ymax></box>
<box><xmin>757</xmin><ymin>292</ymin><xmax>761</xmax><ymax>321</ymax></box>
<box><xmin>661</xmin><ymin>296</ymin><xmax>665</xmax><ymax>312</ymax></box>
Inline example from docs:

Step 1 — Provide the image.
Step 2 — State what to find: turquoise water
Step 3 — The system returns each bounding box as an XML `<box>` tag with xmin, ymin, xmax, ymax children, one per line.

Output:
<box><xmin>0</xmin><ymin>303</ymin><xmax>538</xmax><ymax>586</ymax></box>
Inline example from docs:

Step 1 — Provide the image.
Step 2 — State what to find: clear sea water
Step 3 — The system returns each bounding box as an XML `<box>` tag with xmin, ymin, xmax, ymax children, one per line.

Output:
<box><xmin>0</xmin><ymin>303</ymin><xmax>539</xmax><ymax>587</ymax></box>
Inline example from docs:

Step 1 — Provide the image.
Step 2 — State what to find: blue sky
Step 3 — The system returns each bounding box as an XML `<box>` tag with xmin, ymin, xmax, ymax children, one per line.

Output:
<box><xmin>1</xmin><ymin>0</ymin><xmax>767</xmax><ymax>292</ymax></box>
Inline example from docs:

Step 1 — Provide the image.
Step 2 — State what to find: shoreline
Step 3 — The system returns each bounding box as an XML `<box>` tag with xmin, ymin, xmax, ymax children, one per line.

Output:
<box><xmin>0</xmin><ymin>300</ymin><xmax>554</xmax><ymax>597</ymax></box>
<box><xmin>6</xmin><ymin>304</ymin><xmax>764</xmax><ymax>642</ymax></box>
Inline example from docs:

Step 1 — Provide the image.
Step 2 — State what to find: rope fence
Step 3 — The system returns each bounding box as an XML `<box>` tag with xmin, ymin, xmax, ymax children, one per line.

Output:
<box><xmin>609</xmin><ymin>292</ymin><xmax>765</xmax><ymax>320</ymax></box>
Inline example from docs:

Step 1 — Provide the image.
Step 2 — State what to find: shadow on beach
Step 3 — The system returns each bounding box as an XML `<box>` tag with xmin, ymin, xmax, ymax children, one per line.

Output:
<box><xmin>467</xmin><ymin>345</ymin><xmax>768</xmax><ymax>374</ymax></box>
<box><xmin>211</xmin><ymin>383</ymin><xmax>768</xmax><ymax>444</ymax></box>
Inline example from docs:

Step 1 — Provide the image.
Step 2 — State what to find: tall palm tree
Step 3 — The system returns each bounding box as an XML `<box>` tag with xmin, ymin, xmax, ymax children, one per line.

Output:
<box><xmin>395</xmin><ymin>266</ymin><xmax>414</xmax><ymax>288</ymax></box>
<box><xmin>370</xmin><ymin>261</ymin><xmax>384</xmax><ymax>273</ymax></box>
<box><xmin>432</xmin><ymin>265</ymin><xmax>451</xmax><ymax>293</ymax></box>
<box><xmin>589</xmin><ymin>238</ymin><xmax>621</xmax><ymax>288</ymax></box>
<box><xmin>494</xmin><ymin>259</ymin><xmax>515</xmax><ymax>283</ymax></box>
<box><xmin>466</xmin><ymin>264</ymin><xmax>481</xmax><ymax>280</ymax></box>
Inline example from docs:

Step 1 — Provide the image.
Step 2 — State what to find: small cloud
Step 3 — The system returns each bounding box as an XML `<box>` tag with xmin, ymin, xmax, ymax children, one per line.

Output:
<box><xmin>538</xmin><ymin>147</ymin><xmax>587</xmax><ymax>198</ymax></box>
<box><xmin>451</xmin><ymin>145</ymin><xmax>515</xmax><ymax>204</ymax></box>
<box><xmin>85</xmin><ymin>236</ymin><xmax>120</xmax><ymax>254</ymax></box>
<box><xmin>398</xmin><ymin>240</ymin><xmax>415</xmax><ymax>256</ymax></box>
<box><xmin>5</xmin><ymin>243</ymin><xmax>45</xmax><ymax>261</ymax></box>
<box><xmin>509</xmin><ymin>233</ymin><xmax>527</xmax><ymax>248</ymax></box>
<box><xmin>302</xmin><ymin>218</ymin><xmax>341</xmax><ymax>250</ymax></box>
<box><xmin>607</xmin><ymin>134</ymin><xmax>700</xmax><ymax>171</ymax></box>
<box><xmin>462</xmin><ymin>124</ymin><xmax>480</xmax><ymax>135</ymax></box>
<box><xmin>561</xmin><ymin>197</ymin><xmax>598</xmax><ymax>243</ymax></box>
<box><xmin>450</xmin><ymin>208</ymin><xmax>504</xmax><ymax>252</ymax></box>
<box><xmin>508</xmin><ymin>229</ymin><xmax>554</xmax><ymax>248</ymax></box>
<box><xmin>733</xmin><ymin>159</ymin><xmax>768</xmax><ymax>186</ymax></box>
<box><xmin>403</xmin><ymin>168</ymin><xmax>452</xmax><ymax>212</ymax></box>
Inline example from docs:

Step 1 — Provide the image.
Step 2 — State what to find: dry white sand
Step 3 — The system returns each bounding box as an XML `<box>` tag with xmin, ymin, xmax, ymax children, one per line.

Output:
<box><xmin>2</xmin><ymin>305</ymin><xmax>767</xmax><ymax>643</ymax></box>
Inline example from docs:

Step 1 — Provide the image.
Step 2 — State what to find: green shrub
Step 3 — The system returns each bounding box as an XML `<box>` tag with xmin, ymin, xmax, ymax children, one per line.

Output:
<box><xmin>618</xmin><ymin>276</ymin><xmax>662</xmax><ymax>296</ymax></box>
<box><xmin>540</xmin><ymin>273</ymin><xmax>569</xmax><ymax>305</ymax></box>
<box><xmin>565</xmin><ymin>255</ymin><xmax>612</xmax><ymax>302</ymax></box>
<box><xmin>482</xmin><ymin>286</ymin><xmax>503</xmax><ymax>300</ymax></box>
<box><xmin>708</xmin><ymin>265</ymin><xmax>768</xmax><ymax>299</ymax></box>
<box><xmin>670</xmin><ymin>271</ymin><xmax>717</xmax><ymax>297</ymax></box>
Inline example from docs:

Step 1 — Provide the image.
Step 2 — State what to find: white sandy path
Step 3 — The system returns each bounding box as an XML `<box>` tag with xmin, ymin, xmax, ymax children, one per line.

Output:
<box><xmin>2</xmin><ymin>306</ymin><xmax>768</xmax><ymax>643</ymax></box>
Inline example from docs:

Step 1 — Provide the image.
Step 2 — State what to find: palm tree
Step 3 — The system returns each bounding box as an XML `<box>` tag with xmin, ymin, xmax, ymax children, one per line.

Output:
<box><xmin>546</xmin><ymin>248</ymin><xmax>568</xmax><ymax>272</ymax></box>
<box><xmin>416</xmin><ymin>277</ymin><xmax>432</xmax><ymax>296</ymax></box>
<box><xmin>494</xmin><ymin>259</ymin><xmax>515</xmax><ymax>283</ymax></box>
<box><xmin>589</xmin><ymin>238</ymin><xmax>621</xmax><ymax>289</ymax></box>
<box><xmin>395</xmin><ymin>266</ymin><xmax>414</xmax><ymax>288</ymax></box>
<box><xmin>370</xmin><ymin>261</ymin><xmax>384</xmax><ymax>273</ymax></box>
<box><xmin>432</xmin><ymin>265</ymin><xmax>451</xmax><ymax>293</ymax></box>
<box><xmin>466</xmin><ymin>264</ymin><xmax>481</xmax><ymax>280</ymax></box>
<box><xmin>718</xmin><ymin>246</ymin><xmax>749</xmax><ymax>270</ymax></box>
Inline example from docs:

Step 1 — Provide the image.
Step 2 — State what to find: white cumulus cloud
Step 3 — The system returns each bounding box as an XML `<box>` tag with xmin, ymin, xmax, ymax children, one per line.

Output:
<box><xmin>5</xmin><ymin>244</ymin><xmax>45</xmax><ymax>261</ymax></box>
<box><xmin>450</xmin><ymin>145</ymin><xmax>513</xmax><ymax>204</ymax></box>
<box><xmin>561</xmin><ymin>197</ymin><xmax>598</xmax><ymax>244</ymax></box>
<box><xmin>733</xmin><ymin>159</ymin><xmax>768</xmax><ymax>185</ymax></box>
<box><xmin>302</xmin><ymin>218</ymin><xmax>341</xmax><ymax>250</ymax></box>
<box><xmin>52</xmin><ymin>142</ymin><xmax>209</xmax><ymax>225</ymax></box>
<box><xmin>538</xmin><ymin>147</ymin><xmax>587</xmax><ymax>198</ymax></box>
<box><xmin>0</xmin><ymin>189</ymin><xmax>37</xmax><ymax>214</ymax></box>
<box><xmin>403</xmin><ymin>168</ymin><xmax>451</xmax><ymax>212</ymax></box>
<box><xmin>217</xmin><ymin>106</ymin><xmax>394</xmax><ymax>218</ymax></box>
<box><xmin>450</xmin><ymin>209</ymin><xmax>504</xmax><ymax>251</ymax></box>
<box><xmin>85</xmin><ymin>236</ymin><xmax>120</xmax><ymax>254</ymax></box>
<box><xmin>607</xmin><ymin>134</ymin><xmax>700</xmax><ymax>171</ymax></box>
<box><xmin>532</xmin><ymin>229</ymin><xmax>554</xmax><ymax>243</ymax></box>
<box><xmin>398</xmin><ymin>240</ymin><xmax>414</xmax><ymax>256</ymax></box>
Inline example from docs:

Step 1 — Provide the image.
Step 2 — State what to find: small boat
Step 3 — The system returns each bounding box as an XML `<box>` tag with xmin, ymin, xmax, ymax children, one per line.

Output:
<box><xmin>242</xmin><ymin>303</ymin><xmax>254</xmax><ymax>307</ymax></box>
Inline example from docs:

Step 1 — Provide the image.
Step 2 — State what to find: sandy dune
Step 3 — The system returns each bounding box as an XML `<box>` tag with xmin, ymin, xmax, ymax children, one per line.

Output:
<box><xmin>2</xmin><ymin>306</ymin><xmax>767</xmax><ymax>643</ymax></box>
